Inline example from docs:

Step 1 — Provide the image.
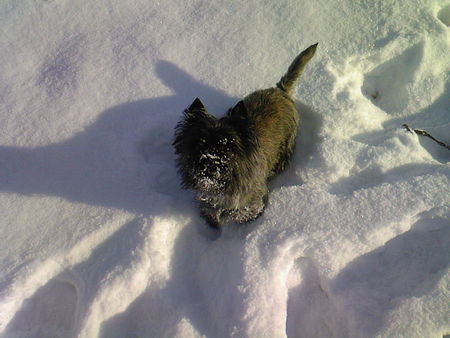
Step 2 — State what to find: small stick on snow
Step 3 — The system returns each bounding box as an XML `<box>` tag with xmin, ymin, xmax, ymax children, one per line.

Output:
<box><xmin>402</xmin><ymin>124</ymin><xmax>450</xmax><ymax>151</ymax></box>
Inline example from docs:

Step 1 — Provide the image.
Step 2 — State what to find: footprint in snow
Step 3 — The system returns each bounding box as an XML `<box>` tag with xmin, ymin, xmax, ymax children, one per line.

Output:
<box><xmin>437</xmin><ymin>4</ymin><xmax>450</xmax><ymax>26</ymax></box>
<box><xmin>362</xmin><ymin>42</ymin><xmax>424</xmax><ymax>115</ymax></box>
<box><xmin>38</xmin><ymin>35</ymin><xmax>84</xmax><ymax>97</ymax></box>
<box><xmin>285</xmin><ymin>257</ymin><xmax>348</xmax><ymax>338</ymax></box>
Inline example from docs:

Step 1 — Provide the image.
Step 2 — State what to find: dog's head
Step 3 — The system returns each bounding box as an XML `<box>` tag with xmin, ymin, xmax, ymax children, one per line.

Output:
<box><xmin>173</xmin><ymin>98</ymin><xmax>252</xmax><ymax>195</ymax></box>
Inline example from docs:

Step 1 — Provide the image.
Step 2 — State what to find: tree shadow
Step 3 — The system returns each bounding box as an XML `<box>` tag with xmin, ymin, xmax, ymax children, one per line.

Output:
<box><xmin>286</xmin><ymin>257</ymin><xmax>349</xmax><ymax>338</ymax></box>
<box><xmin>0</xmin><ymin>60</ymin><xmax>238</xmax><ymax>215</ymax></box>
<box><xmin>286</xmin><ymin>210</ymin><xmax>449</xmax><ymax>337</ymax></box>
<box><xmin>330</xmin><ymin>211</ymin><xmax>449</xmax><ymax>335</ymax></box>
<box><xmin>328</xmin><ymin>162</ymin><xmax>450</xmax><ymax>195</ymax></box>
<box><xmin>99</xmin><ymin>219</ymin><xmax>249</xmax><ymax>338</ymax></box>
<box><xmin>3</xmin><ymin>217</ymin><xmax>148</xmax><ymax>337</ymax></box>
<box><xmin>4</xmin><ymin>277</ymin><xmax>78</xmax><ymax>337</ymax></box>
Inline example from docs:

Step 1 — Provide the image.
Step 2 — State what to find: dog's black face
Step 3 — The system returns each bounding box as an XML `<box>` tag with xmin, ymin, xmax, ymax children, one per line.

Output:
<box><xmin>173</xmin><ymin>98</ymin><xmax>244</xmax><ymax>195</ymax></box>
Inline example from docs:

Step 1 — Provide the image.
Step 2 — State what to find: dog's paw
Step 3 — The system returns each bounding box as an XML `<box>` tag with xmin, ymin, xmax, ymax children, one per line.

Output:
<box><xmin>200</xmin><ymin>209</ymin><xmax>221</xmax><ymax>229</ymax></box>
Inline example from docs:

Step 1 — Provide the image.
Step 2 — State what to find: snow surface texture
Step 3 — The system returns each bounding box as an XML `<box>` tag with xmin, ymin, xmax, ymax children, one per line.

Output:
<box><xmin>0</xmin><ymin>0</ymin><xmax>449</xmax><ymax>337</ymax></box>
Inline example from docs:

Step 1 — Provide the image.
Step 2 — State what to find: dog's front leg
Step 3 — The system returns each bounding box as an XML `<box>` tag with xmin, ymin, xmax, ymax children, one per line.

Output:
<box><xmin>199</xmin><ymin>202</ymin><xmax>222</xmax><ymax>229</ymax></box>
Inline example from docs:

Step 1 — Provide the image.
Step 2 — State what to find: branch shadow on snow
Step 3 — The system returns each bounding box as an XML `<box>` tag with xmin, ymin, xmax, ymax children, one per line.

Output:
<box><xmin>0</xmin><ymin>60</ymin><xmax>237</xmax><ymax>215</ymax></box>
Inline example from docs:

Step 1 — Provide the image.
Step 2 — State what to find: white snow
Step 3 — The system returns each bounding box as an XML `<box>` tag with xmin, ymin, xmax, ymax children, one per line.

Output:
<box><xmin>1</xmin><ymin>0</ymin><xmax>449</xmax><ymax>337</ymax></box>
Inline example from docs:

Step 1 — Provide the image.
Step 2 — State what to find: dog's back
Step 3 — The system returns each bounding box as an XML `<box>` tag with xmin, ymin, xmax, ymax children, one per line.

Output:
<box><xmin>240</xmin><ymin>43</ymin><xmax>318</xmax><ymax>176</ymax></box>
<box><xmin>242</xmin><ymin>89</ymin><xmax>298</xmax><ymax>176</ymax></box>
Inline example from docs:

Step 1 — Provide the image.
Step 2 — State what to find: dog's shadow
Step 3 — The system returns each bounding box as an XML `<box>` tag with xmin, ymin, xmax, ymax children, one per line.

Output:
<box><xmin>0</xmin><ymin>60</ymin><xmax>238</xmax><ymax>215</ymax></box>
<box><xmin>0</xmin><ymin>60</ymin><xmax>322</xmax><ymax>214</ymax></box>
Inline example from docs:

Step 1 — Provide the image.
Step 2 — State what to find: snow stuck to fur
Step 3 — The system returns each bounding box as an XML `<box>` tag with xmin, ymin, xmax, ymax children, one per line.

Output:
<box><xmin>0</xmin><ymin>0</ymin><xmax>449</xmax><ymax>337</ymax></box>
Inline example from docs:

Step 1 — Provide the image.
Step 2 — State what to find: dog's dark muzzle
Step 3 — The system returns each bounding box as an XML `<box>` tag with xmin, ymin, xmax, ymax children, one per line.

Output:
<box><xmin>195</xmin><ymin>155</ymin><xmax>229</xmax><ymax>191</ymax></box>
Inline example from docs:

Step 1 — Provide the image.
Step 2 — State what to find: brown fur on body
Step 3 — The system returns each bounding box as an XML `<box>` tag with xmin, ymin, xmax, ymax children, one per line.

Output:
<box><xmin>173</xmin><ymin>43</ymin><xmax>318</xmax><ymax>229</ymax></box>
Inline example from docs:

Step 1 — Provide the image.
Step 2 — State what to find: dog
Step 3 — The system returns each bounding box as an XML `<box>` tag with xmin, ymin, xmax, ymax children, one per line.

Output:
<box><xmin>173</xmin><ymin>43</ymin><xmax>318</xmax><ymax>229</ymax></box>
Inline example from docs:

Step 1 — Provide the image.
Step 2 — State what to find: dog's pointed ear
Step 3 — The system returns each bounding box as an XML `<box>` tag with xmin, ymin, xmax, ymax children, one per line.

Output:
<box><xmin>185</xmin><ymin>97</ymin><xmax>209</xmax><ymax>118</ymax></box>
<box><xmin>229</xmin><ymin>100</ymin><xmax>247</xmax><ymax>117</ymax></box>
<box><xmin>190</xmin><ymin>97</ymin><xmax>205</xmax><ymax>111</ymax></box>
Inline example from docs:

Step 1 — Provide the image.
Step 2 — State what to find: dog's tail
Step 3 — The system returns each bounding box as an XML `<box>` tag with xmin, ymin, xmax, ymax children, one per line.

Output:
<box><xmin>277</xmin><ymin>43</ymin><xmax>318</xmax><ymax>96</ymax></box>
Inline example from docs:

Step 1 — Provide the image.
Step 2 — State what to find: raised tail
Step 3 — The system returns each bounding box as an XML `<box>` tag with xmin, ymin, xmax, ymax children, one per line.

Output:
<box><xmin>277</xmin><ymin>43</ymin><xmax>318</xmax><ymax>95</ymax></box>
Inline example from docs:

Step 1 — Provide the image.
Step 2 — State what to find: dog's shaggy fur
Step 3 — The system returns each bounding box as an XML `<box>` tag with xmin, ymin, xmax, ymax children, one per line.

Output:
<box><xmin>173</xmin><ymin>43</ymin><xmax>318</xmax><ymax>229</ymax></box>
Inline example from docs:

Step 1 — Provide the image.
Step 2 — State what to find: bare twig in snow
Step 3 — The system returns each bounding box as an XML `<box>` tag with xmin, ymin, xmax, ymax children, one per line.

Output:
<box><xmin>402</xmin><ymin>124</ymin><xmax>450</xmax><ymax>151</ymax></box>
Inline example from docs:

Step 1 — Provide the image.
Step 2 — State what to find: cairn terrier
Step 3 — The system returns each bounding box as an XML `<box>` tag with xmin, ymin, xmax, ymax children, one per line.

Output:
<box><xmin>173</xmin><ymin>43</ymin><xmax>318</xmax><ymax>229</ymax></box>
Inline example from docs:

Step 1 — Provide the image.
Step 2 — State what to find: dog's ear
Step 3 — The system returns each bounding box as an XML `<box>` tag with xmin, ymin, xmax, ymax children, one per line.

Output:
<box><xmin>228</xmin><ymin>100</ymin><xmax>247</xmax><ymax>117</ymax></box>
<box><xmin>190</xmin><ymin>97</ymin><xmax>205</xmax><ymax>111</ymax></box>
<box><xmin>185</xmin><ymin>97</ymin><xmax>209</xmax><ymax>118</ymax></box>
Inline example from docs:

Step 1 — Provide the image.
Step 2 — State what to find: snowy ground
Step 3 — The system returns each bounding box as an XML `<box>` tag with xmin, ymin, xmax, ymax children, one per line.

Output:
<box><xmin>1</xmin><ymin>0</ymin><xmax>449</xmax><ymax>337</ymax></box>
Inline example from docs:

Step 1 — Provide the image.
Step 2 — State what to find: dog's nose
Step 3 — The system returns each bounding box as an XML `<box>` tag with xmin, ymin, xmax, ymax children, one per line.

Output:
<box><xmin>198</xmin><ymin>177</ymin><xmax>215</xmax><ymax>190</ymax></box>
